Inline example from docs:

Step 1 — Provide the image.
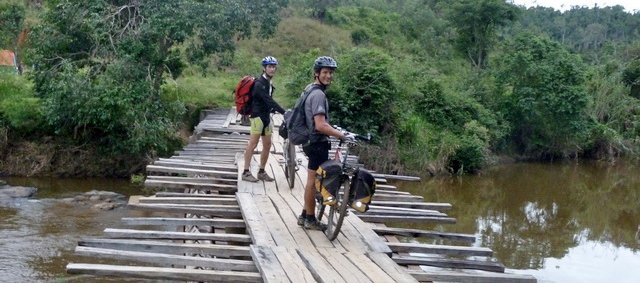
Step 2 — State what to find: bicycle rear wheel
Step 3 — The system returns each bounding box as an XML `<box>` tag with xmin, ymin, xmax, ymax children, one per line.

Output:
<box><xmin>284</xmin><ymin>140</ymin><xmax>296</xmax><ymax>189</ymax></box>
<box><xmin>325</xmin><ymin>179</ymin><xmax>351</xmax><ymax>241</ymax></box>
<box><xmin>315</xmin><ymin>192</ymin><xmax>326</xmax><ymax>221</ymax></box>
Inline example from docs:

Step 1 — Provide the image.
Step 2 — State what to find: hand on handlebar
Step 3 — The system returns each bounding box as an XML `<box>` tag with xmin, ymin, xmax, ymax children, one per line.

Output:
<box><xmin>339</xmin><ymin>132</ymin><xmax>357</xmax><ymax>143</ymax></box>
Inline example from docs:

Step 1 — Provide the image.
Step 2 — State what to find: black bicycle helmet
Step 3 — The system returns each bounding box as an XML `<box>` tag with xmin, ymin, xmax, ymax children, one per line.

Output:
<box><xmin>313</xmin><ymin>56</ymin><xmax>337</xmax><ymax>72</ymax></box>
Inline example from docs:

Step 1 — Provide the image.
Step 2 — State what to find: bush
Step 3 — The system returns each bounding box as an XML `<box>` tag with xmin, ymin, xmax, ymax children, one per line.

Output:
<box><xmin>0</xmin><ymin>74</ymin><xmax>44</xmax><ymax>134</ymax></box>
<box><xmin>330</xmin><ymin>47</ymin><xmax>399</xmax><ymax>136</ymax></box>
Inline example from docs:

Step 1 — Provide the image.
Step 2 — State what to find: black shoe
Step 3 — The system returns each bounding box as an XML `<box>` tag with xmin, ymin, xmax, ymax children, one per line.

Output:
<box><xmin>304</xmin><ymin>218</ymin><xmax>327</xmax><ymax>231</ymax></box>
<box><xmin>297</xmin><ymin>215</ymin><xmax>305</xmax><ymax>226</ymax></box>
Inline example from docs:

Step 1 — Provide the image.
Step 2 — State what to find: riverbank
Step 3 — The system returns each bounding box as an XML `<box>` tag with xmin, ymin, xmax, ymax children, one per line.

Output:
<box><xmin>0</xmin><ymin>138</ymin><xmax>147</xmax><ymax>177</ymax></box>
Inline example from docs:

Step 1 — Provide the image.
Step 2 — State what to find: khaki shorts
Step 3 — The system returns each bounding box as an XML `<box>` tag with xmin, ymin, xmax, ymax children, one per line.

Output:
<box><xmin>250</xmin><ymin>117</ymin><xmax>273</xmax><ymax>136</ymax></box>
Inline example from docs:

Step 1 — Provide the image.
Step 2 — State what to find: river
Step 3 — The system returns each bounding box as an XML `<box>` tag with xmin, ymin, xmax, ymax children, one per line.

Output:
<box><xmin>1</xmin><ymin>161</ymin><xmax>639</xmax><ymax>282</ymax></box>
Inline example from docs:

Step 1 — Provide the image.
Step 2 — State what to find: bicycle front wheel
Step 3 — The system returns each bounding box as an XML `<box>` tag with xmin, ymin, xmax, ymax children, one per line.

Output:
<box><xmin>325</xmin><ymin>178</ymin><xmax>351</xmax><ymax>241</ymax></box>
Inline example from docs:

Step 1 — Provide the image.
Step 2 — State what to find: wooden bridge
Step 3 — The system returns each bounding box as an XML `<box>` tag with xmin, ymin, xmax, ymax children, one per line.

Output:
<box><xmin>66</xmin><ymin>108</ymin><xmax>537</xmax><ymax>283</ymax></box>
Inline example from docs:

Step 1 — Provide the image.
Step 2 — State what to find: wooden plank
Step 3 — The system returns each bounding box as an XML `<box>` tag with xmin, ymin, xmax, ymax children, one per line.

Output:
<box><xmin>372</xmin><ymin>226</ymin><xmax>476</xmax><ymax>243</ymax></box>
<box><xmin>266</xmin><ymin>191</ymin><xmax>316</xmax><ymax>248</ymax></box>
<box><xmin>66</xmin><ymin>263</ymin><xmax>262</xmax><ymax>282</ymax></box>
<box><xmin>369</xmin><ymin>201</ymin><xmax>452</xmax><ymax>211</ymax></box>
<box><xmin>392</xmin><ymin>255</ymin><xmax>505</xmax><ymax>273</ymax></box>
<box><xmin>296</xmin><ymin>248</ymin><xmax>344</xmax><ymax>283</ymax></box>
<box><xmin>145</xmin><ymin>175</ymin><xmax>237</xmax><ymax>184</ymax></box>
<box><xmin>75</xmin><ymin>246</ymin><xmax>257</xmax><ymax>272</ymax></box>
<box><xmin>344</xmin><ymin>213</ymin><xmax>392</xmax><ymax>255</ymax></box>
<box><xmin>387</xmin><ymin>242</ymin><xmax>493</xmax><ymax>257</ymax></box>
<box><xmin>362</xmin><ymin>206</ymin><xmax>448</xmax><ymax>217</ymax></box>
<box><xmin>128</xmin><ymin>203</ymin><xmax>242</xmax><ymax>218</ymax></box>
<box><xmin>368</xmin><ymin>194</ymin><xmax>424</xmax><ymax>202</ymax></box>
<box><xmin>358</xmin><ymin>215</ymin><xmax>456</xmax><ymax>224</ymax></box>
<box><xmin>104</xmin><ymin>228</ymin><xmax>252</xmax><ymax>243</ymax></box>
<box><xmin>317</xmin><ymin>248</ymin><xmax>371</xmax><ymax>283</ymax></box>
<box><xmin>250</xmin><ymin>245</ymin><xmax>291</xmax><ymax>283</ymax></box>
<box><xmin>152</xmin><ymin>160</ymin><xmax>237</xmax><ymax>171</ymax></box>
<box><xmin>146</xmin><ymin>165</ymin><xmax>237</xmax><ymax>178</ymax></box>
<box><xmin>144</xmin><ymin>180</ymin><xmax>237</xmax><ymax>192</ymax></box>
<box><xmin>121</xmin><ymin>217</ymin><xmax>246</xmax><ymax>228</ymax></box>
<box><xmin>236</xmin><ymin>193</ymin><xmax>276</xmax><ymax>246</ymax></box>
<box><xmin>138</xmin><ymin>196</ymin><xmax>238</xmax><ymax>205</ymax></box>
<box><xmin>342</xmin><ymin>252</ymin><xmax>396</xmax><ymax>283</ymax></box>
<box><xmin>271</xmin><ymin>247</ymin><xmax>317</xmax><ymax>282</ymax></box>
<box><xmin>370</xmin><ymin>173</ymin><xmax>420</xmax><ymax>181</ymax></box>
<box><xmin>254</xmin><ymin>195</ymin><xmax>297</xmax><ymax>246</ymax></box>
<box><xmin>78</xmin><ymin>238</ymin><xmax>250</xmax><ymax>257</ymax></box>
<box><xmin>409</xmin><ymin>269</ymin><xmax>537</xmax><ymax>283</ymax></box>
<box><xmin>365</xmin><ymin>252</ymin><xmax>419</xmax><ymax>283</ymax></box>
<box><xmin>155</xmin><ymin>192</ymin><xmax>236</xmax><ymax>198</ymax></box>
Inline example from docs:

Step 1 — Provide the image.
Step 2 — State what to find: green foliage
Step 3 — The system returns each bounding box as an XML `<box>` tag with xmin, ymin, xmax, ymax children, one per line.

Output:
<box><xmin>0</xmin><ymin>74</ymin><xmax>43</xmax><ymax>133</ymax></box>
<box><xmin>27</xmin><ymin>0</ymin><xmax>287</xmax><ymax>157</ymax></box>
<box><xmin>622</xmin><ymin>59</ymin><xmax>640</xmax><ymax>98</ymax></box>
<box><xmin>449</xmin><ymin>0</ymin><xmax>519</xmax><ymax>68</ymax></box>
<box><xmin>0</xmin><ymin>1</ymin><xmax>25</xmax><ymax>48</ymax></box>
<box><xmin>329</xmin><ymin>48</ymin><xmax>398</xmax><ymax>135</ymax></box>
<box><xmin>496</xmin><ymin>34</ymin><xmax>592</xmax><ymax>158</ymax></box>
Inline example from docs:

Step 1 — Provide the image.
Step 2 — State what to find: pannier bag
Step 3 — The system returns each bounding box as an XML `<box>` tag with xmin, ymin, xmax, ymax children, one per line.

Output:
<box><xmin>315</xmin><ymin>160</ymin><xmax>343</xmax><ymax>206</ymax></box>
<box><xmin>349</xmin><ymin>168</ymin><xmax>376</xmax><ymax>212</ymax></box>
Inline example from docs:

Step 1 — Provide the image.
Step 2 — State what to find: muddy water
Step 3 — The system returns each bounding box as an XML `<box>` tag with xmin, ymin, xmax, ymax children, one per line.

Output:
<box><xmin>0</xmin><ymin>177</ymin><xmax>145</xmax><ymax>282</ymax></box>
<box><xmin>398</xmin><ymin>160</ymin><xmax>640</xmax><ymax>283</ymax></box>
<box><xmin>2</xmin><ymin>160</ymin><xmax>640</xmax><ymax>283</ymax></box>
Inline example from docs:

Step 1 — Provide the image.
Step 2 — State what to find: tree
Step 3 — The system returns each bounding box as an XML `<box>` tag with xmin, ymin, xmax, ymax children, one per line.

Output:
<box><xmin>449</xmin><ymin>0</ymin><xmax>519</xmax><ymax>69</ymax></box>
<box><xmin>28</xmin><ymin>0</ymin><xmax>288</xmax><ymax>156</ymax></box>
<box><xmin>0</xmin><ymin>2</ymin><xmax>26</xmax><ymax>74</ymax></box>
<box><xmin>496</xmin><ymin>34</ymin><xmax>591</xmax><ymax>158</ymax></box>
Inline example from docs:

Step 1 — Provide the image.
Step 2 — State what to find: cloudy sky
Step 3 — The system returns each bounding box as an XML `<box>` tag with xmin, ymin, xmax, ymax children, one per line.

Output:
<box><xmin>510</xmin><ymin>0</ymin><xmax>640</xmax><ymax>12</ymax></box>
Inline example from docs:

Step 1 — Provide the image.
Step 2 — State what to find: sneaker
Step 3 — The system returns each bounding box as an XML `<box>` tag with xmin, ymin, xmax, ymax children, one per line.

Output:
<box><xmin>257</xmin><ymin>171</ymin><xmax>275</xmax><ymax>182</ymax></box>
<box><xmin>297</xmin><ymin>215</ymin><xmax>305</xmax><ymax>226</ymax></box>
<box><xmin>304</xmin><ymin>218</ymin><xmax>327</xmax><ymax>231</ymax></box>
<box><xmin>242</xmin><ymin>172</ymin><xmax>259</xmax><ymax>182</ymax></box>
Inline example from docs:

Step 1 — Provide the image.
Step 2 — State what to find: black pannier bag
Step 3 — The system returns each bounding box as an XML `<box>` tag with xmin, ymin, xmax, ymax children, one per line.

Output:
<box><xmin>315</xmin><ymin>160</ymin><xmax>343</xmax><ymax>205</ymax></box>
<box><xmin>349</xmin><ymin>168</ymin><xmax>376</xmax><ymax>212</ymax></box>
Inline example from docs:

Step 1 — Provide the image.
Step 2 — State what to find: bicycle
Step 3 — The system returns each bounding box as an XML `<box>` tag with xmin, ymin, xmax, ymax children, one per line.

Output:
<box><xmin>283</xmin><ymin>138</ymin><xmax>297</xmax><ymax>189</ymax></box>
<box><xmin>315</xmin><ymin>130</ymin><xmax>370</xmax><ymax>241</ymax></box>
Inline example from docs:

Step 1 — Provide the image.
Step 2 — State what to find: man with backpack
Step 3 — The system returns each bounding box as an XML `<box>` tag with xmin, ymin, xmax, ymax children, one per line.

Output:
<box><xmin>296</xmin><ymin>56</ymin><xmax>352</xmax><ymax>230</ymax></box>
<box><xmin>242</xmin><ymin>56</ymin><xmax>286</xmax><ymax>182</ymax></box>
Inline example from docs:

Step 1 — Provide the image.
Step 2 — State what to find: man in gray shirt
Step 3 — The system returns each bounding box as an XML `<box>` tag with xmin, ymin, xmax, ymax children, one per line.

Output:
<box><xmin>297</xmin><ymin>56</ymin><xmax>349</xmax><ymax>230</ymax></box>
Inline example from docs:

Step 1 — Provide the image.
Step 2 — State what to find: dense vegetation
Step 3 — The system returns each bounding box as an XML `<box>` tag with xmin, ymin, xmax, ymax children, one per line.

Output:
<box><xmin>1</xmin><ymin>0</ymin><xmax>640</xmax><ymax>176</ymax></box>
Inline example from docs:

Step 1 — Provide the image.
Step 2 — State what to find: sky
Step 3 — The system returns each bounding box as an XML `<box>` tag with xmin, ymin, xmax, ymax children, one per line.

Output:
<box><xmin>510</xmin><ymin>0</ymin><xmax>640</xmax><ymax>12</ymax></box>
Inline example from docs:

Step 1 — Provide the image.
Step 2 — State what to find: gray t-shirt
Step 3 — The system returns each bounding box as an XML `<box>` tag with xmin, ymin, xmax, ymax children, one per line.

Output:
<box><xmin>303</xmin><ymin>84</ymin><xmax>329</xmax><ymax>143</ymax></box>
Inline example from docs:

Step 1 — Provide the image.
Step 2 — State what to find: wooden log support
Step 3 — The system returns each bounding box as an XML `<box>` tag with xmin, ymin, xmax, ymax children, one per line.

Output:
<box><xmin>358</xmin><ymin>215</ymin><xmax>457</xmax><ymax>224</ymax></box>
<box><xmin>146</xmin><ymin>175</ymin><xmax>237</xmax><ymax>184</ymax></box>
<box><xmin>128</xmin><ymin>203</ymin><xmax>242</xmax><ymax>218</ymax></box>
<box><xmin>146</xmin><ymin>165</ymin><xmax>237</xmax><ymax>178</ymax></box>
<box><xmin>138</xmin><ymin>196</ymin><xmax>238</xmax><ymax>205</ymax></box>
<box><xmin>369</xmin><ymin>200</ymin><xmax>452</xmax><ymax>211</ymax></box>
<box><xmin>75</xmin><ymin>246</ymin><xmax>257</xmax><ymax>272</ymax></box>
<box><xmin>392</xmin><ymin>255</ymin><xmax>505</xmax><ymax>273</ymax></box>
<box><xmin>409</xmin><ymin>269</ymin><xmax>537</xmax><ymax>283</ymax></box>
<box><xmin>387</xmin><ymin>242</ymin><xmax>493</xmax><ymax>257</ymax></box>
<box><xmin>66</xmin><ymin>263</ymin><xmax>262</xmax><ymax>282</ymax></box>
<box><xmin>104</xmin><ymin>228</ymin><xmax>252</xmax><ymax>243</ymax></box>
<box><xmin>79</xmin><ymin>238</ymin><xmax>250</xmax><ymax>257</ymax></box>
<box><xmin>372</xmin><ymin>226</ymin><xmax>476</xmax><ymax>243</ymax></box>
<box><xmin>154</xmin><ymin>192</ymin><xmax>236</xmax><ymax>198</ymax></box>
<box><xmin>121</xmin><ymin>217</ymin><xmax>246</xmax><ymax>228</ymax></box>
<box><xmin>152</xmin><ymin>160</ymin><xmax>237</xmax><ymax>172</ymax></box>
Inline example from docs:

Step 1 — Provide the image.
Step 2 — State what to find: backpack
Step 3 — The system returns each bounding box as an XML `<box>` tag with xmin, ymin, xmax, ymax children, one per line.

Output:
<box><xmin>349</xmin><ymin>168</ymin><xmax>376</xmax><ymax>212</ymax></box>
<box><xmin>234</xmin><ymin>76</ymin><xmax>255</xmax><ymax>115</ymax></box>
<box><xmin>286</xmin><ymin>85</ymin><xmax>320</xmax><ymax>145</ymax></box>
<box><xmin>315</xmin><ymin>159</ymin><xmax>343</xmax><ymax>205</ymax></box>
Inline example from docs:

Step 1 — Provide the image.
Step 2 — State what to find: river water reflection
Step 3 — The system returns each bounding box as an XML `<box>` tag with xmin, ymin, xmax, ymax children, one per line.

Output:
<box><xmin>398</xmin><ymin>160</ymin><xmax>640</xmax><ymax>283</ymax></box>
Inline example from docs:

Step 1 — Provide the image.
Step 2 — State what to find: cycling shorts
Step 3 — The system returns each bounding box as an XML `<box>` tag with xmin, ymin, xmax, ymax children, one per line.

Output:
<box><xmin>250</xmin><ymin>116</ymin><xmax>272</xmax><ymax>136</ymax></box>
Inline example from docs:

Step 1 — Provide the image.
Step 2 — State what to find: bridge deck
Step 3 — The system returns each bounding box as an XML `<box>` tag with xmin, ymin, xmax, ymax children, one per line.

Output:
<box><xmin>66</xmin><ymin>108</ymin><xmax>536</xmax><ymax>283</ymax></box>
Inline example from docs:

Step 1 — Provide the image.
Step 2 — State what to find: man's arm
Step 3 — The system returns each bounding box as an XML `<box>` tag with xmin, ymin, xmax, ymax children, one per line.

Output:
<box><xmin>313</xmin><ymin>114</ymin><xmax>345</xmax><ymax>140</ymax></box>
